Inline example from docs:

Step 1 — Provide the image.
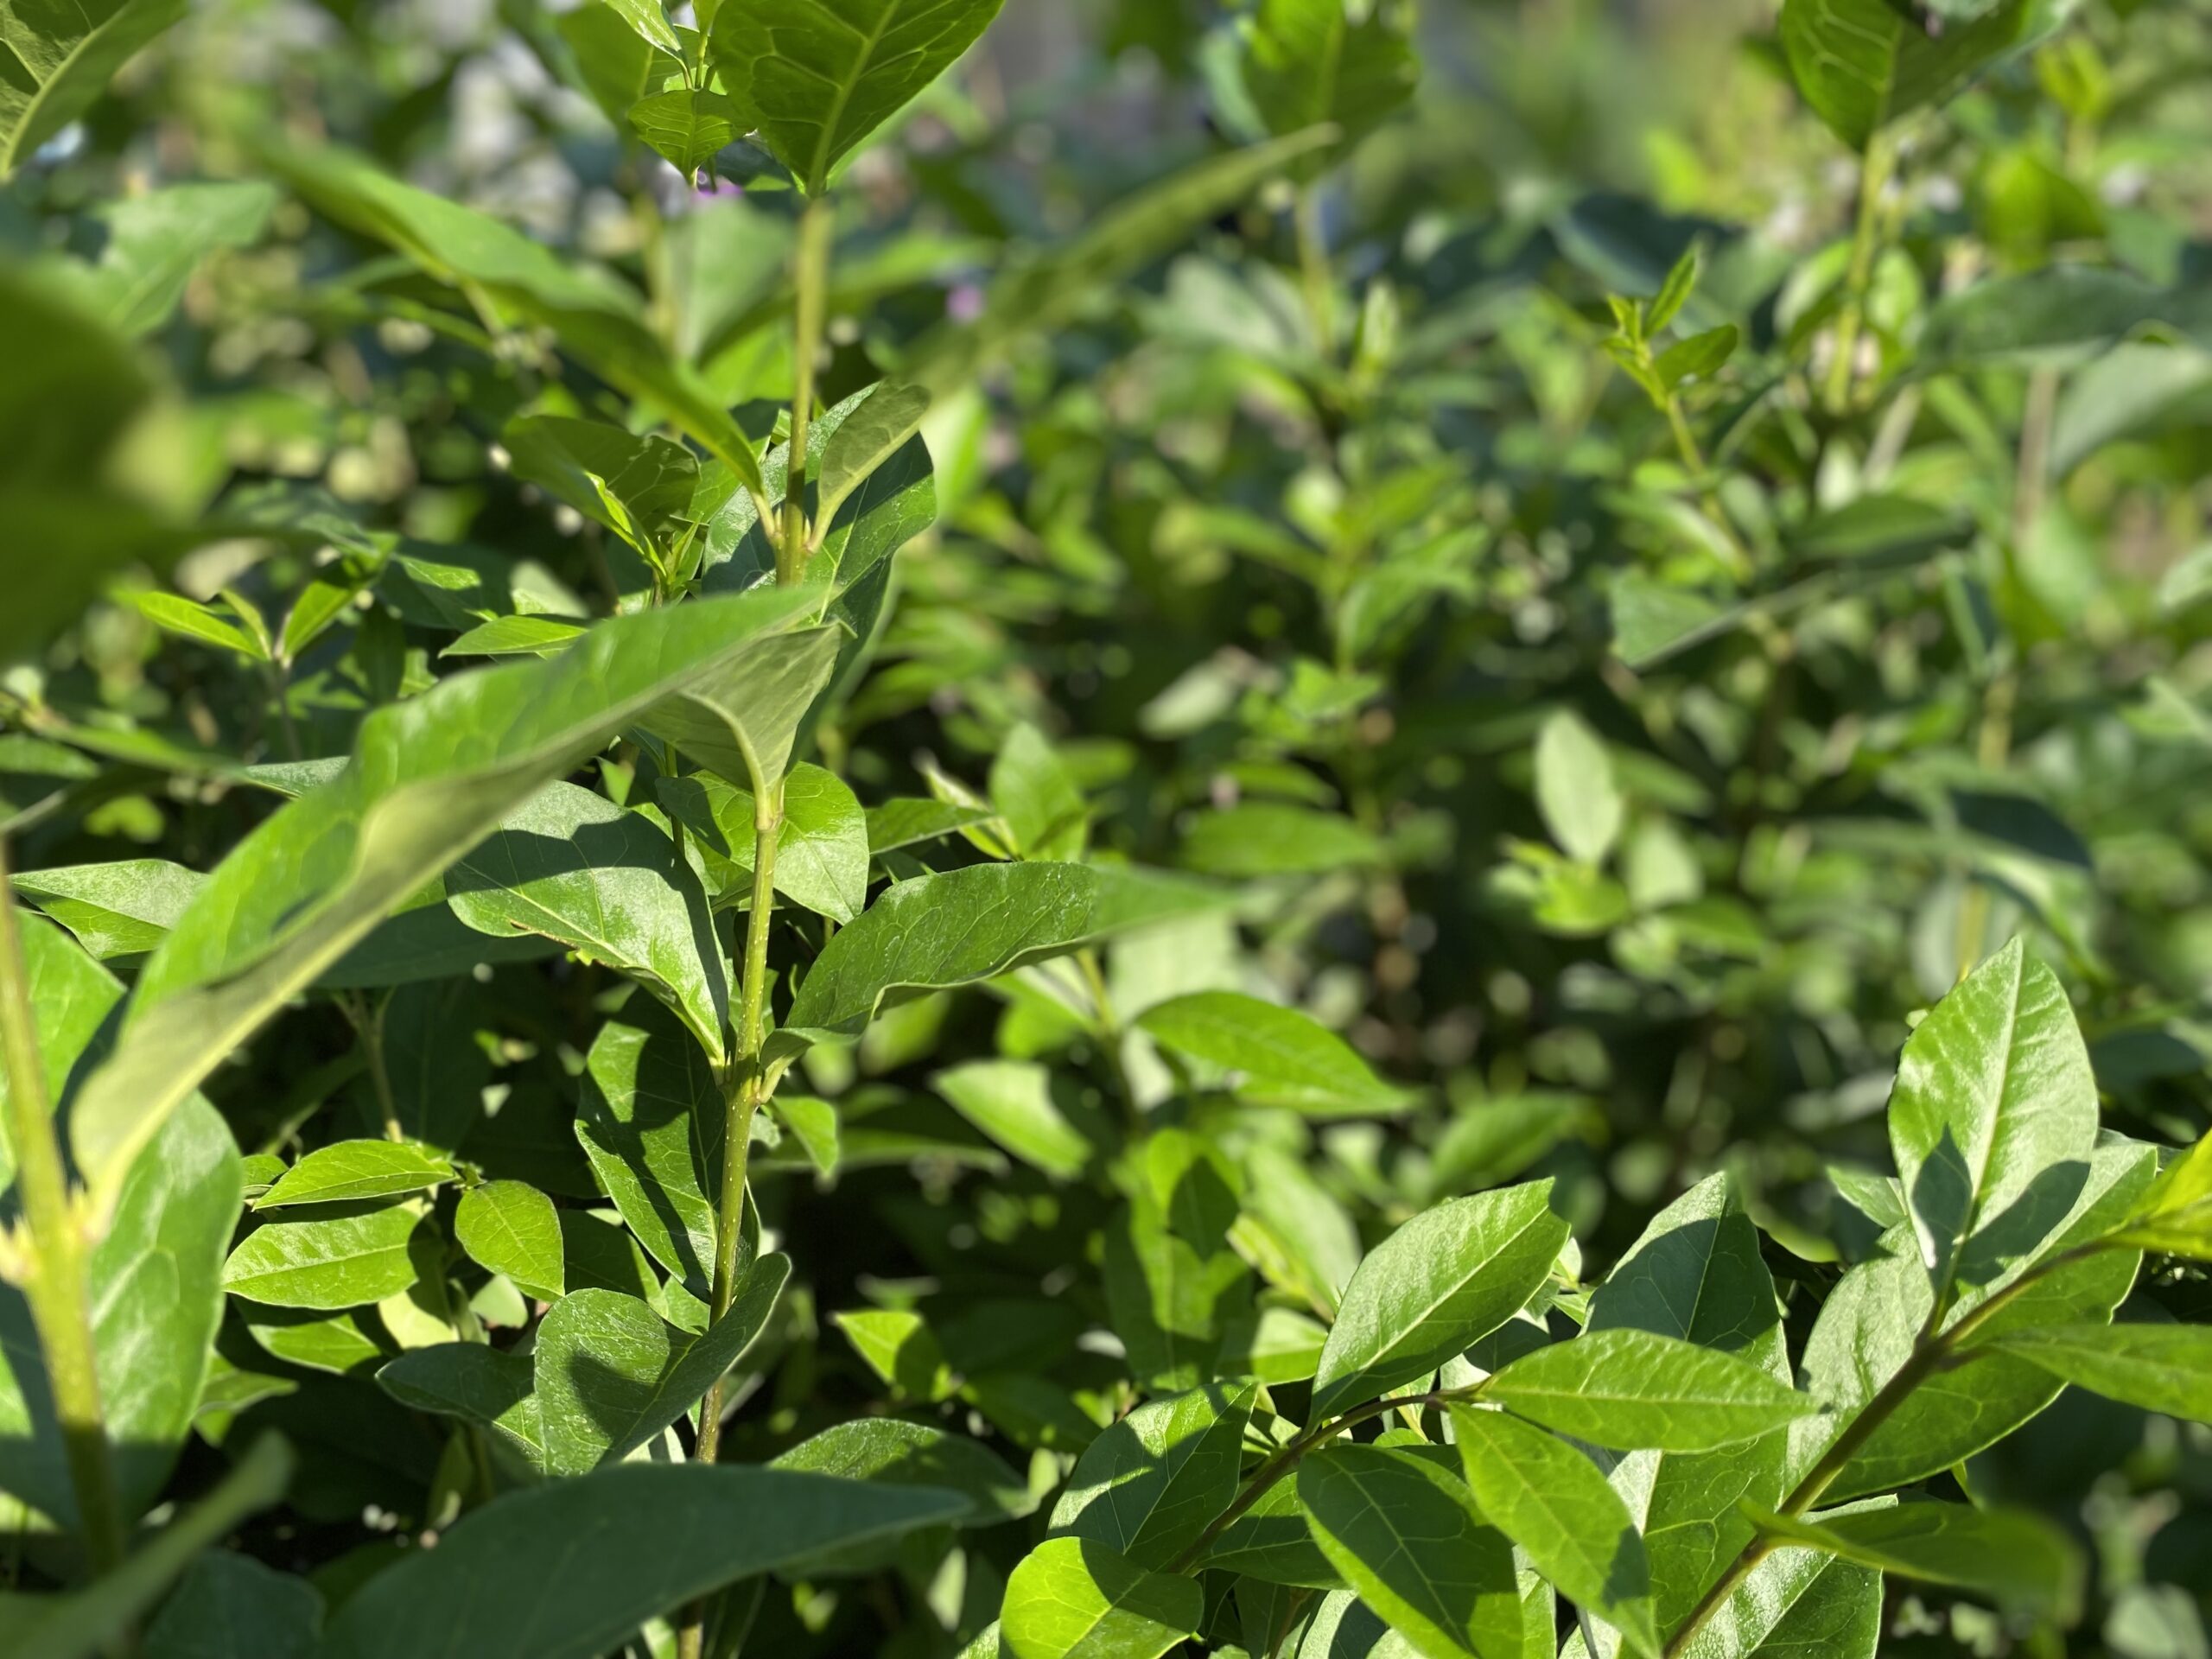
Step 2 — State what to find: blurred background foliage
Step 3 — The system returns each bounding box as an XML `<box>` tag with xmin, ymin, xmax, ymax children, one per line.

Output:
<box><xmin>4</xmin><ymin>0</ymin><xmax>2212</xmax><ymax>1653</ymax></box>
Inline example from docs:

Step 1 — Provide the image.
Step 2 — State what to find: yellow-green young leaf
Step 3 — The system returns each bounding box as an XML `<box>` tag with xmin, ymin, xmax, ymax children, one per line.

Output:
<box><xmin>1048</xmin><ymin>1382</ymin><xmax>1256</xmax><ymax>1570</ymax></box>
<box><xmin>121</xmin><ymin>589</ymin><xmax>270</xmax><ymax>660</ymax></box>
<box><xmin>998</xmin><ymin>1535</ymin><xmax>1202</xmax><ymax>1659</ymax></box>
<box><xmin>222</xmin><ymin>1201</ymin><xmax>424</xmax><ymax>1310</ymax></box>
<box><xmin>768</xmin><ymin>862</ymin><xmax>1227</xmax><ymax>1064</ymax></box>
<box><xmin>1745</xmin><ymin>1500</ymin><xmax>2083</xmax><ymax>1623</ymax></box>
<box><xmin>1778</xmin><ymin>0</ymin><xmax>2053</xmax><ymax>153</ymax></box>
<box><xmin>1135</xmin><ymin>990</ymin><xmax>1412</xmax><ymax>1117</ymax></box>
<box><xmin>2108</xmin><ymin>1128</ymin><xmax>2212</xmax><ymax>1257</ymax></box>
<box><xmin>575</xmin><ymin>1000</ymin><xmax>725</xmax><ymax>1297</ymax></box>
<box><xmin>601</xmin><ymin>0</ymin><xmax>683</xmax><ymax>56</ymax></box>
<box><xmin>1295</xmin><ymin>1445</ymin><xmax>1524</xmax><ymax>1659</ymax></box>
<box><xmin>3</xmin><ymin>1434</ymin><xmax>294</xmax><ymax>1659</ymax></box>
<box><xmin>442</xmin><ymin>615</ymin><xmax>588</xmax><ymax>658</ymax></box>
<box><xmin>0</xmin><ymin>918</ymin><xmax>240</xmax><ymax>1534</ymax></box>
<box><xmin>836</xmin><ymin>1308</ymin><xmax>955</xmax><ymax>1402</ymax></box>
<box><xmin>445</xmin><ymin>782</ymin><xmax>729</xmax><ymax>1063</ymax></box>
<box><xmin>934</xmin><ymin>1059</ymin><xmax>1095</xmax><ymax>1179</ymax></box>
<box><xmin>0</xmin><ymin>0</ymin><xmax>188</xmax><ymax>177</ymax></box>
<box><xmin>317</xmin><ymin>1465</ymin><xmax>968</xmax><ymax>1659</ymax></box>
<box><xmin>1480</xmin><ymin>1328</ymin><xmax>1821</xmax><ymax>1452</ymax></box>
<box><xmin>454</xmin><ymin>1182</ymin><xmax>565</xmax><ymax>1301</ymax></box>
<box><xmin>67</xmin><ymin>588</ymin><xmax>812</xmax><ymax>1206</ymax></box>
<box><xmin>1534</xmin><ymin>709</ymin><xmax>1622</xmax><ymax>866</ymax></box>
<box><xmin>629</xmin><ymin>88</ymin><xmax>741</xmax><ymax>175</ymax></box>
<box><xmin>256</xmin><ymin>1141</ymin><xmax>455</xmax><ymax>1209</ymax></box>
<box><xmin>533</xmin><ymin>1262</ymin><xmax>787</xmax><ymax>1474</ymax></box>
<box><xmin>1888</xmin><ymin>937</ymin><xmax>2097</xmax><ymax>1306</ymax></box>
<box><xmin>1451</xmin><ymin>1408</ymin><xmax>1660</xmax><ymax>1659</ymax></box>
<box><xmin>243</xmin><ymin>1306</ymin><xmax>391</xmax><ymax>1379</ymax></box>
<box><xmin>1310</xmin><ymin>1179</ymin><xmax>1569</xmax><ymax>1419</ymax></box>
<box><xmin>1985</xmin><ymin>1322</ymin><xmax>2212</xmax><ymax>1423</ymax></box>
<box><xmin>707</xmin><ymin>0</ymin><xmax>1009</xmax><ymax>194</ymax></box>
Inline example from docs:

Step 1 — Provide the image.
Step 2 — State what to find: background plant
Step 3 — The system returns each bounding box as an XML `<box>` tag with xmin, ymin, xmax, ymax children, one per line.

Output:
<box><xmin>2</xmin><ymin>1</ymin><xmax>2210</xmax><ymax>1657</ymax></box>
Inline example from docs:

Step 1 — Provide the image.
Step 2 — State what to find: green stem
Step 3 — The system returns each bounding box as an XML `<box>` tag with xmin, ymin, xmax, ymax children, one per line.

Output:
<box><xmin>1822</xmin><ymin>128</ymin><xmax>1896</xmax><ymax>416</ymax></box>
<box><xmin>779</xmin><ymin>195</ymin><xmax>833</xmax><ymax>578</ymax></box>
<box><xmin>1660</xmin><ymin>1242</ymin><xmax>2112</xmax><ymax>1657</ymax></box>
<box><xmin>0</xmin><ymin>841</ymin><xmax>129</xmax><ymax>1578</ymax></box>
<box><xmin>340</xmin><ymin>991</ymin><xmax>402</xmax><ymax>1142</ymax></box>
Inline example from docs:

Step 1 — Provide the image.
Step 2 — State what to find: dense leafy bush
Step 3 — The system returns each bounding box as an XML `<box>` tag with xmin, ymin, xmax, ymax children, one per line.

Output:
<box><xmin>3</xmin><ymin>1</ymin><xmax>2210</xmax><ymax>1656</ymax></box>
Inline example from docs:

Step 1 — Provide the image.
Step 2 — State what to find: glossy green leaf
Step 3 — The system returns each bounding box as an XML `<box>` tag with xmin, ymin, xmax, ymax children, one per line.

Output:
<box><xmin>1135</xmin><ymin>990</ymin><xmax>1411</xmax><ymax>1116</ymax></box>
<box><xmin>69</xmin><ymin>588</ymin><xmax>810</xmax><ymax>1205</ymax></box>
<box><xmin>1049</xmin><ymin>1380</ymin><xmax>1255</xmax><ymax>1570</ymax></box>
<box><xmin>0</xmin><ymin>0</ymin><xmax>188</xmax><ymax>176</ymax></box>
<box><xmin>534</xmin><ymin>1260</ymin><xmax>785</xmax><ymax>1473</ymax></box>
<box><xmin>635</xmin><ymin>628</ymin><xmax>843</xmax><ymax>798</ymax></box>
<box><xmin>2107</xmin><ymin>1127</ymin><xmax>2212</xmax><ymax>1258</ymax></box>
<box><xmin>442</xmin><ymin>615</ymin><xmax>588</xmax><ymax>658</ymax></box>
<box><xmin>376</xmin><ymin>1342</ymin><xmax>544</xmax><ymax>1468</ymax></box>
<box><xmin>815</xmin><ymin>380</ymin><xmax>935</xmax><ymax>533</ymax></box>
<box><xmin>1672</xmin><ymin>1505</ymin><xmax>1883</xmax><ymax>1659</ymax></box>
<box><xmin>0</xmin><ymin>917</ymin><xmax>240</xmax><ymax>1531</ymax></box>
<box><xmin>601</xmin><ymin>0</ymin><xmax>681</xmax><ymax>57</ymax></box>
<box><xmin>1452</xmin><ymin>1406</ymin><xmax>1659</xmax><ymax>1659</ymax></box>
<box><xmin>867</xmin><ymin>797</ymin><xmax>994</xmax><ymax>855</ymax></box>
<box><xmin>1985</xmin><ymin>1321</ymin><xmax>2212</xmax><ymax>1423</ymax></box>
<box><xmin>445</xmin><ymin>781</ymin><xmax>728</xmax><ymax>1062</ymax></box>
<box><xmin>1311</xmin><ymin>1179</ymin><xmax>1569</xmax><ymax>1418</ymax></box>
<box><xmin>1888</xmin><ymin>938</ymin><xmax>2098</xmax><ymax>1307</ymax></box>
<box><xmin>1745</xmin><ymin>1499</ymin><xmax>2082</xmax><ymax>1622</ymax></box>
<box><xmin>317</xmin><ymin>1464</ymin><xmax>969</xmax><ymax>1659</ymax></box>
<box><xmin>998</xmin><ymin>1535</ymin><xmax>1203</xmax><ymax>1659</ymax></box>
<box><xmin>708</xmin><ymin>0</ymin><xmax>1009</xmax><ymax>194</ymax></box>
<box><xmin>769</xmin><ymin>861</ymin><xmax>1225</xmax><ymax>1063</ymax></box>
<box><xmin>220</xmin><ymin>1201</ymin><xmax>423</xmax><ymax>1311</ymax></box>
<box><xmin>256</xmin><ymin>1141</ymin><xmax>454</xmax><ymax>1209</ymax></box>
<box><xmin>836</xmin><ymin>1308</ymin><xmax>955</xmax><ymax>1402</ymax></box>
<box><xmin>1778</xmin><ymin>0</ymin><xmax>2050</xmax><ymax>151</ymax></box>
<box><xmin>772</xmin><ymin>1416</ymin><xmax>1033</xmax><ymax>1528</ymax></box>
<box><xmin>1481</xmin><ymin>1328</ymin><xmax>1820</xmax><ymax>1452</ymax></box>
<box><xmin>454</xmin><ymin>1181</ymin><xmax>565</xmax><ymax>1301</ymax></box>
<box><xmin>1297</xmin><ymin>1444</ymin><xmax>1523</xmax><ymax>1659</ymax></box>
<box><xmin>10</xmin><ymin>858</ymin><xmax>200</xmax><ymax>960</ymax></box>
<box><xmin>575</xmin><ymin>998</ymin><xmax>725</xmax><ymax>1295</ymax></box>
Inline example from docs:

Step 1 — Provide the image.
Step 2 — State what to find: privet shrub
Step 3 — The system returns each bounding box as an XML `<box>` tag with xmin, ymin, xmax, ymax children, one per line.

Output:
<box><xmin>1</xmin><ymin>2</ymin><xmax>2209</xmax><ymax>1657</ymax></box>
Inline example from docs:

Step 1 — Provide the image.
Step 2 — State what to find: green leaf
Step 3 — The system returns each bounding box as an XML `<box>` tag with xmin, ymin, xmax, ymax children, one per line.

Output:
<box><xmin>552</xmin><ymin>3</ymin><xmax>668</xmax><ymax>133</ymax></box>
<box><xmin>998</xmin><ymin>1535</ymin><xmax>1203</xmax><ymax>1659</ymax></box>
<box><xmin>501</xmin><ymin>415</ymin><xmax>700</xmax><ymax>556</ymax></box>
<box><xmin>636</xmin><ymin>629</ymin><xmax>845</xmax><ymax>798</ymax></box>
<box><xmin>263</xmin><ymin>143</ymin><xmax>772</xmax><ymax>505</ymax></box>
<box><xmin>1480</xmin><ymin>1328</ymin><xmax>1821</xmax><ymax>1452</ymax></box>
<box><xmin>221</xmin><ymin>1201</ymin><xmax>424</xmax><ymax>1311</ymax></box>
<box><xmin>0</xmin><ymin>0</ymin><xmax>188</xmax><ymax>177</ymax></box>
<box><xmin>1656</xmin><ymin>324</ymin><xmax>1738</xmax><ymax>390</ymax></box>
<box><xmin>0</xmin><ymin>917</ymin><xmax>240</xmax><ymax>1532</ymax></box>
<box><xmin>814</xmin><ymin>380</ymin><xmax>935</xmax><ymax>533</ymax></box>
<box><xmin>708</xmin><ymin>0</ymin><xmax>1008</xmax><ymax>194</ymax></box>
<box><xmin>1534</xmin><ymin>709</ymin><xmax>1622</xmax><ymax>866</ymax></box>
<box><xmin>11</xmin><ymin>859</ymin><xmax>200</xmax><ymax>960</ymax></box>
<box><xmin>242</xmin><ymin>1306</ymin><xmax>391</xmax><ymax>1378</ymax></box>
<box><xmin>771</xmin><ymin>1417</ymin><xmax>1033</xmax><ymax>1529</ymax></box>
<box><xmin>1585</xmin><ymin>1173</ymin><xmax>1794</xmax><ymax>1637</ymax></box>
<box><xmin>934</xmin><ymin>1059</ymin><xmax>1095</xmax><ymax>1179</ymax></box>
<box><xmin>1100</xmin><ymin>1129</ymin><xmax>1252</xmax><ymax>1390</ymax></box>
<box><xmin>1984</xmin><ymin>1321</ymin><xmax>2212</xmax><ymax>1424</ymax></box>
<box><xmin>1238</xmin><ymin>0</ymin><xmax>1417</xmax><ymax>157</ymax></box>
<box><xmin>663</xmin><ymin>763</ymin><xmax>871</xmax><ymax>925</ymax></box>
<box><xmin>836</xmin><ymin>1308</ymin><xmax>955</xmax><ymax>1402</ymax></box>
<box><xmin>1671</xmin><ymin>1505</ymin><xmax>1883</xmax><ymax>1659</ymax></box>
<box><xmin>601</xmin><ymin>0</ymin><xmax>683</xmax><ymax>57</ymax></box>
<box><xmin>377</xmin><ymin>1342</ymin><xmax>545</xmax><ymax>1468</ymax></box>
<box><xmin>316</xmin><ymin>1464</ymin><xmax>969</xmax><ymax>1659</ymax></box>
<box><xmin>1296</xmin><ymin>1444</ymin><xmax>1524</xmax><ymax>1659</ymax></box>
<box><xmin>1778</xmin><ymin>0</ymin><xmax>2052</xmax><ymax>151</ymax></box>
<box><xmin>1791</xmin><ymin>1139</ymin><xmax>2154</xmax><ymax>1498</ymax></box>
<box><xmin>140</xmin><ymin>1550</ymin><xmax>322</xmax><ymax>1659</ymax></box>
<box><xmin>1135</xmin><ymin>990</ymin><xmax>1411</xmax><ymax>1117</ymax></box>
<box><xmin>1310</xmin><ymin>1179</ymin><xmax>1568</xmax><ymax>1418</ymax></box>
<box><xmin>1745</xmin><ymin>1500</ymin><xmax>2082</xmax><ymax>1622</ymax></box>
<box><xmin>1179</xmin><ymin>802</ymin><xmax>1383</xmax><ymax>878</ymax></box>
<box><xmin>445</xmin><ymin>781</ymin><xmax>729</xmax><ymax>1063</ymax></box>
<box><xmin>1048</xmin><ymin>1381</ymin><xmax>1256</xmax><ymax>1570</ymax></box>
<box><xmin>866</xmin><ymin>798</ymin><xmax>994</xmax><ymax>855</ymax></box>
<box><xmin>67</xmin><ymin>588</ymin><xmax>811</xmax><ymax>1205</ymax></box>
<box><xmin>532</xmin><ymin>1261</ymin><xmax>786</xmax><ymax>1474</ymax></box>
<box><xmin>2107</xmin><ymin>1128</ymin><xmax>2212</xmax><ymax>1259</ymax></box>
<box><xmin>991</xmin><ymin>723</ymin><xmax>1090</xmax><ymax>861</ymax></box>
<box><xmin>1649</xmin><ymin>245</ymin><xmax>1700</xmax><ymax>334</ymax></box>
<box><xmin>4</xmin><ymin>1434</ymin><xmax>292</xmax><ymax>1659</ymax></box>
<box><xmin>256</xmin><ymin>1141</ymin><xmax>455</xmax><ymax>1209</ymax></box>
<box><xmin>769</xmin><ymin>861</ymin><xmax>1225</xmax><ymax>1063</ymax></box>
<box><xmin>1888</xmin><ymin>937</ymin><xmax>2098</xmax><ymax>1307</ymax></box>
<box><xmin>73</xmin><ymin>181</ymin><xmax>278</xmax><ymax>340</ymax></box>
<box><xmin>454</xmin><ymin>1181</ymin><xmax>566</xmax><ymax>1302</ymax></box>
<box><xmin>575</xmin><ymin>999</ymin><xmax>726</xmax><ymax>1296</ymax></box>
<box><xmin>442</xmin><ymin>615</ymin><xmax>588</xmax><ymax>658</ymax></box>
<box><xmin>1451</xmin><ymin>1407</ymin><xmax>1660</xmax><ymax>1659</ymax></box>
